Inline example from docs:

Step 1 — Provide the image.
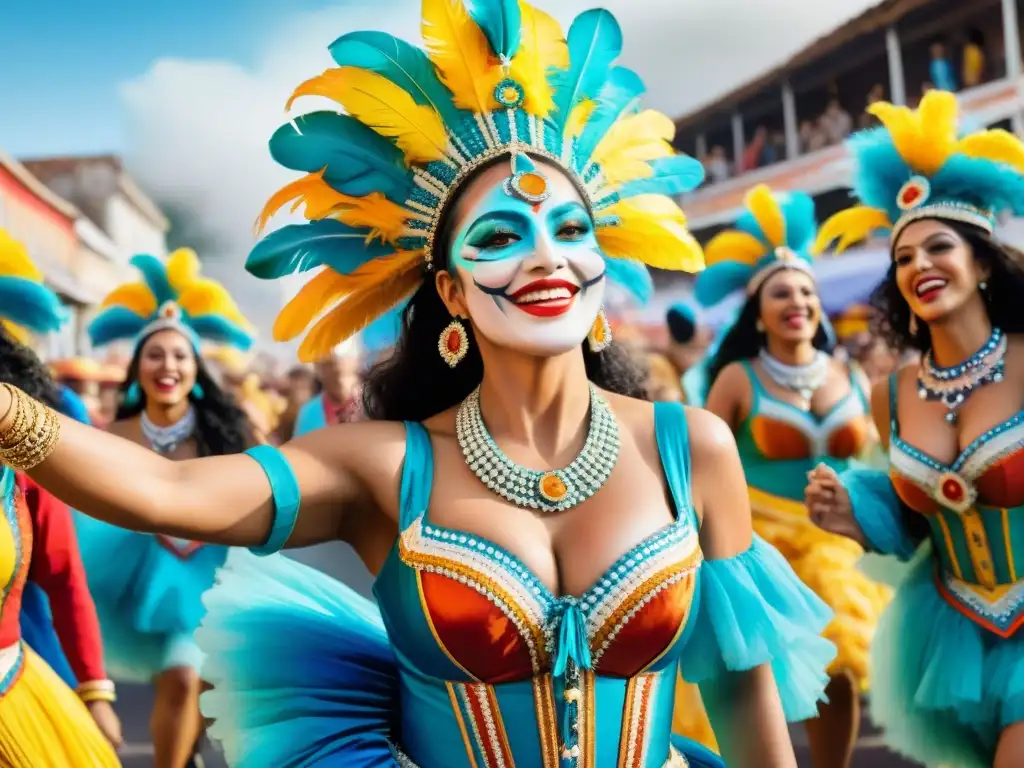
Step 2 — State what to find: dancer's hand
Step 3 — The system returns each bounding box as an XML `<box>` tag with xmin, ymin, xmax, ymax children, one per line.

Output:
<box><xmin>87</xmin><ymin>700</ymin><xmax>123</xmax><ymax>749</ymax></box>
<box><xmin>805</xmin><ymin>463</ymin><xmax>867</xmax><ymax>547</ymax></box>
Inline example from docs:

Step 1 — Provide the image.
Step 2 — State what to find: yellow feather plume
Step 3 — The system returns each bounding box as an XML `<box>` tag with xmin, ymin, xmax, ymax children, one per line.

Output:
<box><xmin>274</xmin><ymin>268</ymin><xmax>350</xmax><ymax>342</ymax></box>
<box><xmin>508</xmin><ymin>1</ymin><xmax>568</xmax><ymax>117</ymax></box>
<box><xmin>422</xmin><ymin>0</ymin><xmax>501</xmax><ymax>114</ymax></box>
<box><xmin>178</xmin><ymin>279</ymin><xmax>247</xmax><ymax>324</ymax></box>
<box><xmin>565</xmin><ymin>100</ymin><xmax>594</xmax><ymax>139</ymax></box>
<box><xmin>703</xmin><ymin>230</ymin><xmax>768</xmax><ymax>267</ymax></box>
<box><xmin>101</xmin><ymin>283</ymin><xmax>158</xmax><ymax>317</ymax></box>
<box><xmin>597</xmin><ymin>195</ymin><xmax>704</xmax><ymax>272</ymax></box>
<box><xmin>167</xmin><ymin>248</ymin><xmax>201</xmax><ymax>294</ymax></box>
<box><xmin>867</xmin><ymin>91</ymin><xmax>959</xmax><ymax>176</ymax></box>
<box><xmin>957</xmin><ymin>129</ymin><xmax>1024</xmax><ymax>175</ymax></box>
<box><xmin>744</xmin><ymin>185</ymin><xmax>786</xmax><ymax>248</ymax></box>
<box><xmin>0</xmin><ymin>228</ymin><xmax>42</xmax><ymax>282</ymax></box>
<box><xmin>257</xmin><ymin>170</ymin><xmax>349</xmax><ymax>232</ymax></box>
<box><xmin>2</xmin><ymin>320</ymin><xmax>31</xmax><ymax>345</ymax></box>
<box><xmin>813</xmin><ymin>206</ymin><xmax>892</xmax><ymax>255</ymax></box>
<box><xmin>297</xmin><ymin>250</ymin><xmax>423</xmax><ymax>362</ymax></box>
<box><xmin>591</xmin><ymin>110</ymin><xmax>674</xmax><ymax>184</ymax></box>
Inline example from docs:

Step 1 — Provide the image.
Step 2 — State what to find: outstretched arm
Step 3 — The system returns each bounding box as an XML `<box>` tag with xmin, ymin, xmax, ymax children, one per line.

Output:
<box><xmin>1</xmin><ymin>385</ymin><xmax>397</xmax><ymax>549</ymax></box>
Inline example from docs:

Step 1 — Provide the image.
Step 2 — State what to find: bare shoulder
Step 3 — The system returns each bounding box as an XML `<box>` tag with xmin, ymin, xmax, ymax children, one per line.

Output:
<box><xmin>601</xmin><ymin>390</ymin><xmax>657</xmax><ymax>446</ymax></box>
<box><xmin>107</xmin><ymin>417</ymin><xmax>140</xmax><ymax>440</ymax></box>
<box><xmin>712</xmin><ymin>360</ymin><xmax>751</xmax><ymax>393</ymax></box>
<box><xmin>287</xmin><ymin>419</ymin><xmax>408</xmax><ymax>469</ymax></box>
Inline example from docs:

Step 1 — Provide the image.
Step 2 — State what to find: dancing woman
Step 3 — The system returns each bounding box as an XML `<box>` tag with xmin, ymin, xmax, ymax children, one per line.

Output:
<box><xmin>0</xmin><ymin>230</ymin><xmax>121</xmax><ymax>766</ymax></box>
<box><xmin>807</xmin><ymin>90</ymin><xmax>1024</xmax><ymax>768</ymax></box>
<box><xmin>0</xmin><ymin>4</ymin><xmax>835</xmax><ymax>766</ymax></box>
<box><xmin>698</xmin><ymin>185</ymin><xmax>891</xmax><ymax>768</ymax></box>
<box><xmin>76</xmin><ymin>247</ymin><xmax>256</xmax><ymax>768</ymax></box>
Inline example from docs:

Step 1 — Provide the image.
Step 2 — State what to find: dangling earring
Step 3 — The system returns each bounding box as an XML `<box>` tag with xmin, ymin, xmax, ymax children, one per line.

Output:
<box><xmin>439</xmin><ymin>319</ymin><xmax>469</xmax><ymax>368</ymax></box>
<box><xmin>588</xmin><ymin>308</ymin><xmax>612</xmax><ymax>353</ymax></box>
<box><xmin>191</xmin><ymin>382</ymin><xmax>205</xmax><ymax>400</ymax></box>
<box><xmin>909</xmin><ymin>313</ymin><xmax>919</xmax><ymax>336</ymax></box>
<box><xmin>124</xmin><ymin>381</ymin><xmax>141</xmax><ymax>407</ymax></box>
<box><xmin>979</xmin><ymin>280</ymin><xmax>988</xmax><ymax>292</ymax></box>
<box><xmin>755</xmin><ymin>319</ymin><xmax>766</xmax><ymax>333</ymax></box>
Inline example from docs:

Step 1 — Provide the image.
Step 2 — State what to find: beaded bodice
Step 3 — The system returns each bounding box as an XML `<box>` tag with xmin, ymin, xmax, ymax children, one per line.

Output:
<box><xmin>372</xmin><ymin>403</ymin><xmax>704</xmax><ymax>768</ymax></box>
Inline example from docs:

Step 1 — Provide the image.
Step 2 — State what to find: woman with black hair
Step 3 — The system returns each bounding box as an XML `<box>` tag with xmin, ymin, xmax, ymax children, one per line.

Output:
<box><xmin>73</xmin><ymin>247</ymin><xmax>255</xmax><ymax>768</ymax></box>
<box><xmin>807</xmin><ymin>92</ymin><xmax>1024</xmax><ymax>768</ymax></box>
<box><xmin>698</xmin><ymin>184</ymin><xmax>890</xmax><ymax>768</ymax></box>
<box><xmin>0</xmin><ymin>5</ymin><xmax>839</xmax><ymax>767</ymax></box>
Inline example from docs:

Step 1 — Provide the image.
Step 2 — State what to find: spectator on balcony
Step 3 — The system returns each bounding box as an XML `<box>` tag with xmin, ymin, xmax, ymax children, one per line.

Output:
<box><xmin>929</xmin><ymin>37</ymin><xmax>958</xmax><ymax>92</ymax></box>
<box><xmin>857</xmin><ymin>83</ymin><xmax>885</xmax><ymax>130</ymax></box>
<box><xmin>705</xmin><ymin>145</ymin><xmax>731</xmax><ymax>183</ymax></box>
<box><xmin>741</xmin><ymin>125</ymin><xmax>768</xmax><ymax>172</ymax></box>
<box><xmin>800</xmin><ymin>118</ymin><xmax>828</xmax><ymax>153</ymax></box>
<box><xmin>821</xmin><ymin>99</ymin><xmax>853</xmax><ymax>144</ymax></box>
<box><xmin>962</xmin><ymin>28</ymin><xmax>987</xmax><ymax>88</ymax></box>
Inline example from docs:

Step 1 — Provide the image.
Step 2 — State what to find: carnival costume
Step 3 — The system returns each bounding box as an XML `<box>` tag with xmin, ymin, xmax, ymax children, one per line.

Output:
<box><xmin>816</xmin><ymin>90</ymin><xmax>1024</xmax><ymax>768</ymax></box>
<box><xmin>0</xmin><ymin>229</ymin><xmax>120</xmax><ymax>766</ymax></box>
<box><xmin>695</xmin><ymin>184</ymin><xmax>891</xmax><ymax>689</ymax></box>
<box><xmin>192</xmin><ymin>3</ymin><xmax>837</xmax><ymax>767</ymax></box>
<box><xmin>76</xmin><ymin>247</ymin><xmax>254</xmax><ymax>683</ymax></box>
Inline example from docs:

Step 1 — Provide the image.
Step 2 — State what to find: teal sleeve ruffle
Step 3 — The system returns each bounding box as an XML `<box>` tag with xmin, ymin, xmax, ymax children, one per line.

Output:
<box><xmin>840</xmin><ymin>467</ymin><xmax>917</xmax><ymax>561</ymax></box>
<box><xmin>680</xmin><ymin>535</ymin><xmax>836</xmax><ymax>722</ymax></box>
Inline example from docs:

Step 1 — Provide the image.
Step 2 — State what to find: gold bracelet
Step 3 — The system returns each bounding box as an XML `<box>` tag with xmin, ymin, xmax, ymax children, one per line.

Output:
<box><xmin>0</xmin><ymin>384</ymin><xmax>61</xmax><ymax>471</ymax></box>
<box><xmin>77</xmin><ymin>679</ymin><xmax>117</xmax><ymax>703</ymax></box>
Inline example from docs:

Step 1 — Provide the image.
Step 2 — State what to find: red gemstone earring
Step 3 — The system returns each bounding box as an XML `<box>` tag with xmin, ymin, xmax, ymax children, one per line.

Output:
<box><xmin>439</xmin><ymin>319</ymin><xmax>469</xmax><ymax>368</ymax></box>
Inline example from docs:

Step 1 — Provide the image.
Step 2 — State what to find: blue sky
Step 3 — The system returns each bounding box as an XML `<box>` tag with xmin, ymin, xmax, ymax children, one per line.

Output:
<box><xmin>0</xmin><ymin>0</ymin><xmax>334</xmax><ymax>158</ymax></box>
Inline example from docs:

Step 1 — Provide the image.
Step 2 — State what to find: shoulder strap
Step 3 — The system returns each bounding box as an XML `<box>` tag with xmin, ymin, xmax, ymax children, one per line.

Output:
<box><xmin>399</xmin><ymin>421</ymin><xmax>434</xmax><ymax>530</ymax></box>
<box><xmin>887</xmin><ymin>372</ymin><xmax>899</xmax><ymax>436</ymax></box>
<box><xmin>654</xmin><ymin>401</ymin><xmax>693</xmax><ymax>523</ymax></box>
<box><xmin>847</xmin><ymin>361</ymin><xmax>870</xmax><ymax>411</ymax></box>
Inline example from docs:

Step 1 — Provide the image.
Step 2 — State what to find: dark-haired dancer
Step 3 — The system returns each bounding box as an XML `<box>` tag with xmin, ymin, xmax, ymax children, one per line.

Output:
<box><xmin>75</xmin><ymin>247</ymin><xmax>256</xmax><ymax>768</ymax></box>
<box><xmin>808</xmin><ymin>90</ymin><xmax>1024</xmax><ymax>768</ymax></box>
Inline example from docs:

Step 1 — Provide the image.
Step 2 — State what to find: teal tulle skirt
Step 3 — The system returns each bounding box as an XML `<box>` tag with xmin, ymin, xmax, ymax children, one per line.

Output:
<box><xmin>871</xmin><ymin>545</ymin><xmax>1024</xmax><ymax>768</ymax></box>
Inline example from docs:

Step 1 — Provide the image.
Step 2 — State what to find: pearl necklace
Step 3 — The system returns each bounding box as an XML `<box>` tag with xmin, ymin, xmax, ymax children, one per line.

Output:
<box><xmin>758</xmin><ymin>349</ymin><xmax>830</xmax><ymax>402</ymax></box>
<box><xmin>141</xmin><ymin>408</ymin><xmax>196</xmax><ymax>454</ymax></box>
<box><xmin>456</xmin><ymin>385</ymin><xmax>620</xmax><ymax>513</ymax></box>
<box><xmin>918</xmin><ymin>327</ymin><xmax>1006</xmax><ymax>424</ymax></box>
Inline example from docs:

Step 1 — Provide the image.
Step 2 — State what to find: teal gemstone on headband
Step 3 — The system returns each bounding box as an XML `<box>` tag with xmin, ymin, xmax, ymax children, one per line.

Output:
<box><xmin>494</xmin><ymin>78</ymin><xmax>525</xmax><ymax>109</ymax></box>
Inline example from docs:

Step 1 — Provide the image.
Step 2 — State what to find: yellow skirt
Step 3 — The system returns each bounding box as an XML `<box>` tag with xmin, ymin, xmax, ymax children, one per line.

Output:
<box><xmin>0</xmin><ymin>646</ymin><xmax>121</xmax><ymax>767</ymax></box>
<box><xmin>750</xmin><ymin>488</ymin><xmax>892</xmax><ymax>689</ymax></box>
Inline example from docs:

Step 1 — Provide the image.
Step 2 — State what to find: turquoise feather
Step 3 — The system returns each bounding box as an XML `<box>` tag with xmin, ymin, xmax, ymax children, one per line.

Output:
<box><xmin>781</xmin><ymin>192</ymin><xmax>818</xmax><ymax>253</ymax></box>
<box><xmin>617</xmin><ymin>155</ymin><xmax>705</xmax><ymax>198</ymax></box>
<box><xmin>467</xmin><ymin>0</ymin><xmax>521</xmax><ymax>62</ymax></box>
<box><xmin>246</xmin><ymin>219</ymin><xmax>392</xmax><ymax>280</ymax></box>
<box><xmin>327</xmin><ymin>31</ymin><xmax>463</xmax><ymax>128</ymax></box>
<box><xmin>574</xmin><ymin>66</ymin><xmax>645</xmax><ymax>170</ymax></box>
<box><xmin>88</xmin><ymin>306</ymin><xmax>149</xmax><ymax>347</ymax></box>
<box><xmin>270</xmin><ymin>112</ymin><xmax>412</xmax><ymax>202</ymax></box>
<box><xmin>694</xmin><ymin>262</ymin><xmax>756</xmax><ymax>307</ymax></box>
<box><xmin>190</xmin><ymin>316</ymin><xmax>254</xmax><ymax>351</ymax></box>
<box><xmin>0</xmin><ymin>277</ymin><xmax>67</xmax><ymax>333</ymax></box>
<box><xmin>552</xmin><ymin>9</ymin><xmax>622</xmax><ymax>129</ymax></box>
<box><xmin>130</xmin><ymin>254</ymin><xmax>175</xmax><ymax>305</ymax></box>
<box><xmin>603</xmin><ymin>257</ymin><xmax>653</xmax><ymax>304</ymax></box>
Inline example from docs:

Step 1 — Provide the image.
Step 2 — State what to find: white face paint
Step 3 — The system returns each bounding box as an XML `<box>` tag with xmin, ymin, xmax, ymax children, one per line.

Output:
<box><xmin>448</xmin><ymin>162</ymin><xmax>606</xmax><ymax>357</ymax></box>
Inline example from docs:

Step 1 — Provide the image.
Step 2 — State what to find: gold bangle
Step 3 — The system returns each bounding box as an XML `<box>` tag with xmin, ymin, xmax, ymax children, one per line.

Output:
<box><xmin>77</xmin><ymin>679</ymin><xmax>117</xmax><ymax>703</ymax></box>
<box><xmin>0</xmin><ymin>384</ymin><xmax>61</xmax><ymax>471</ymax></box>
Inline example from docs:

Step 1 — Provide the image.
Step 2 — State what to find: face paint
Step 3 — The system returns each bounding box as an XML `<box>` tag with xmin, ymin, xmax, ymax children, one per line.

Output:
<box><xmin>449</xmin><ymin>164</ymin><xmax>606</xmax><ymax>357</ymax></box>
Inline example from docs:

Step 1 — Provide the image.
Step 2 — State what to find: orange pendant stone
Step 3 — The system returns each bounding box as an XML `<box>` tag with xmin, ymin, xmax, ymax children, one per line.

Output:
<box><xmin>518</xmin><ymin>172</ymin><xmax>547</xmax><ymax>197</ymax></box>
<box><xmin>446</xmin><ymin>329</ymin><xmax>462</xmax><ymax>353</ymax></box>
<box><xmin>539</xmin><ymin>472</ymin><xmax>567</xmax><ymax>502</ymax></box>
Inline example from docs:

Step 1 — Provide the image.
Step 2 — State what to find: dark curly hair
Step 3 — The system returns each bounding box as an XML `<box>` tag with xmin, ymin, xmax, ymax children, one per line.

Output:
<box><xmin>870</xmin><ymin>221</ymin><xmax>1024</xmax><ymax>352</ymax></box>
<box><xmin>0</xmin><ymin>326</ymin><xmax>63</xmax><ymax>411</ymax></box>
<box><xmin>705</xmin><ymin>271</ymin><xmax>833</xmax><ymax>390</ymax></box>
<box><xmin>362</xmin><ymin>155</ymin><xmax>647</xmax><ymax>422</ymax></box>
<box><xmin>116</xmin><ymin>333</ymin><xmax>254</xmax><ymax>457</ymax></box>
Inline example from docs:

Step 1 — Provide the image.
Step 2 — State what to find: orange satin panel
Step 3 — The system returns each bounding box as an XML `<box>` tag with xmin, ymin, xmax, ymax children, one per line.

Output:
<box><xmin>974</xmin><ymin>451</ymin><xmax>1024</xmax><ymax>509</ymax></box>
<box><xmin>826</xmin><ymin>419</ymin><xmax>870</xmax><ymax>460</ymax></box>
<box><xmin>596</xmin><ymin>576</ymin><xmax>696</xmax><ymax>678</ymax></box>
<box><xmin>419</xmin><ymin>572</ymin><xmax>534</xmax><ymax>684</ymax></box>
<box><xmin>891</xmin><ymin>472</ymin><xmax>941</xmax><ymax>516</ymax></box>
<box><xmin>750</xmin><ymin>417</ymin><xmax>811</xmax><ymax>461</ymax></box>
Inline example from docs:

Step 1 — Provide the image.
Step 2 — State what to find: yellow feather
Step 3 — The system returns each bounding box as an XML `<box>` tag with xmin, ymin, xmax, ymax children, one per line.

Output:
<box><xmin>744</xmin><ymin>185</ymin><xmax>786</xmax><ymax>248</ymax></box>
<box><xmin>2</xmin><ymin>320</ymin><xmax>31</xmax><ymax>345</ymax></box>
<box><xmin>508</xmin><ymin>1</ymin><xmax>568</xmax><ymax>116</ymax></box>
<box><xmin>274</xmin><ymin>268</ymin><xmax>350</xmax><ymax>342</ymax></box>
<box><xmin>592</xmin><ymin>110</ymin><xmax>674</xmax><ymax>184</ymax></box>
<box><xmin>167</xmin><ymin>248</ymin><xmax>200</xmax><ymax>293</ymax></box>
<box><xmin>868</xmin><ymin>92</ymin><xmax>959</xmax><ymax>175</ymax></box>
<box><xmin>597</xmin><ymin>195</ymin><xmax>704</xmax><ymax>272</ymax></box>
<box><xmin>177</xmin><ymin>279</ymin><xmax>248</xmax><ymax>325</ymax></box>
<box><xmin>957</xmin><ymin>130</ymin><xmax>1024</xmax><ymax>175</ymax></box>
<box><xmin>703</xmin><ymin>230</ymin><xmax>768</xmax><ymax>267</ymax></box>
<box><xmin>332</xmin><ymin>192</ymin><xmax>413</xmax><ymax>244</ymax></box>
<box><xmin>812</xmin><ymin>206</ymin><xmax>892</xmax><ymax>255</ymax></box>
<box><xmin>0</xmin><ymin>228</ymin><xmax>42</xmax><ymax>282</ymax></box>
<box><xmin>257</xmin><ymin>170</ymin><xmax>350</xmax><ymax>232</ymax></box>
<box><xmin>565</xmin><ymin>99</ymin><xmax>594</xmax><ymax>139</ymax></box>
<box><xmin>100</xmin><ymin>283</ymin><xmax>158</xmax><ymax>317</ymax></box>
<box><xmin>297</xmin><ymin>251</ymin><xmax>423</xmax><ymax>362</ymax></box>
<box><xmin>422</xmin><ymin>0</ymin><xmax>501</xmax><ymax>113</ymax></box>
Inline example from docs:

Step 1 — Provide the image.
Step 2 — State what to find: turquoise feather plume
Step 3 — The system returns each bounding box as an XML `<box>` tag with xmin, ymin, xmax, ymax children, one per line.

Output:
<box><xmin>467</xmin><ymin>0</ymin><xmax>521</xmax><ymax>62</ymax></box>
<box><xmin>574</xmin><ymin>67</ymin><xmax>645</xmax><ymax>170</ymax></box>
<box><xmin>246</xmin><ymin>219</ymin><xmax>393</xmax><ymax>279</ymax></box>
<box><xmin>88</xmin><ymin>306</ymin><xmax>150</xmax><ymax>347</ymax></box>
<box><xmin>270</xmin><ymin>112</ymin><xmax>412</xmax><ymax>201</ymax></box>
<box><xmin>551</xmin><ymin>9</ymin><xmax>622</xmax><ymax>129</ymax></box>
<box><xmin>604</xmin><ymin>257</ymin><xmax>653</xmax><ymax>304</ymax></box>
<box><xmin>695</xmin><ymin>262</ymin><xmax>755</xmax><ymax>307</ymax></box>
<box><xmin>0</xmin><ymin>277</ymin><xmax>67</xmax><ymax>333</ymax></box>
<box><xmin>616</xmin><ymin>155</ymin><xmax>705</xmax><ymax>198</ymax></box>
<box><xmin>190</xmin><ymin>315</ymin><xmax>254</xmax><ymax>351</ymax></box>
<box><xmin>130</xmin><ymin>254</ymin><xmax>175</xmax><ymax>305</ymax></box>
<box><xmin>782</xmin><ymin>192</ymin><xmax>818</xmax><ymax>253</ymax></box>
<box><xmin>327</xmin><ymin>31</ymin><xmax>463</xmax><ymax>128</ymax></box>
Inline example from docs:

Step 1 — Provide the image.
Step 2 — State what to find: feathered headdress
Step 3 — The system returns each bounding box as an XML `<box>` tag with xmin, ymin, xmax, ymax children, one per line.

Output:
<box><xmin>815</xmin><ymin>90</ymin><xmax>1024</xmax><ymax>254</ymax></box>
<box><xmin>88</xmin><ymin>248</ymin><xmax>255</xmax><ymax>352</ymax></box>
<box><xmin>248</xmin><ymin>0</ymin><xmax>706</xmax><ymax>362</ymax></box>
<box><xmin>695</xmin><ymin>184</ymin><xmax>820</xmax><ymax>307</ymax></box>
<box><xmin>0</xmin><ymin>227</ymin><xmax>68</xmax><ymax>344</ymax></box>
<box><xmin>833</xmin><ymin>303</ymin><xmax>872</xmax><ymax>341</ymax></box>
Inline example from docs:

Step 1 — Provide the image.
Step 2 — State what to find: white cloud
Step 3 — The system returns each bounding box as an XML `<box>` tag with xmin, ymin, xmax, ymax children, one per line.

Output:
<box><xmin>119</xmin><ymin>0</ymin><xmax>876</xmax><ymax>348</ymax></box>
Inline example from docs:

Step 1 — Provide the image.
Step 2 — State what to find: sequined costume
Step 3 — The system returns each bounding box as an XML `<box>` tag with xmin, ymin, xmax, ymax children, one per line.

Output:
<box><xmin>199</xmin><ymin>403</ymin><xmax>834</xmax><ymax>767</ymax></box>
